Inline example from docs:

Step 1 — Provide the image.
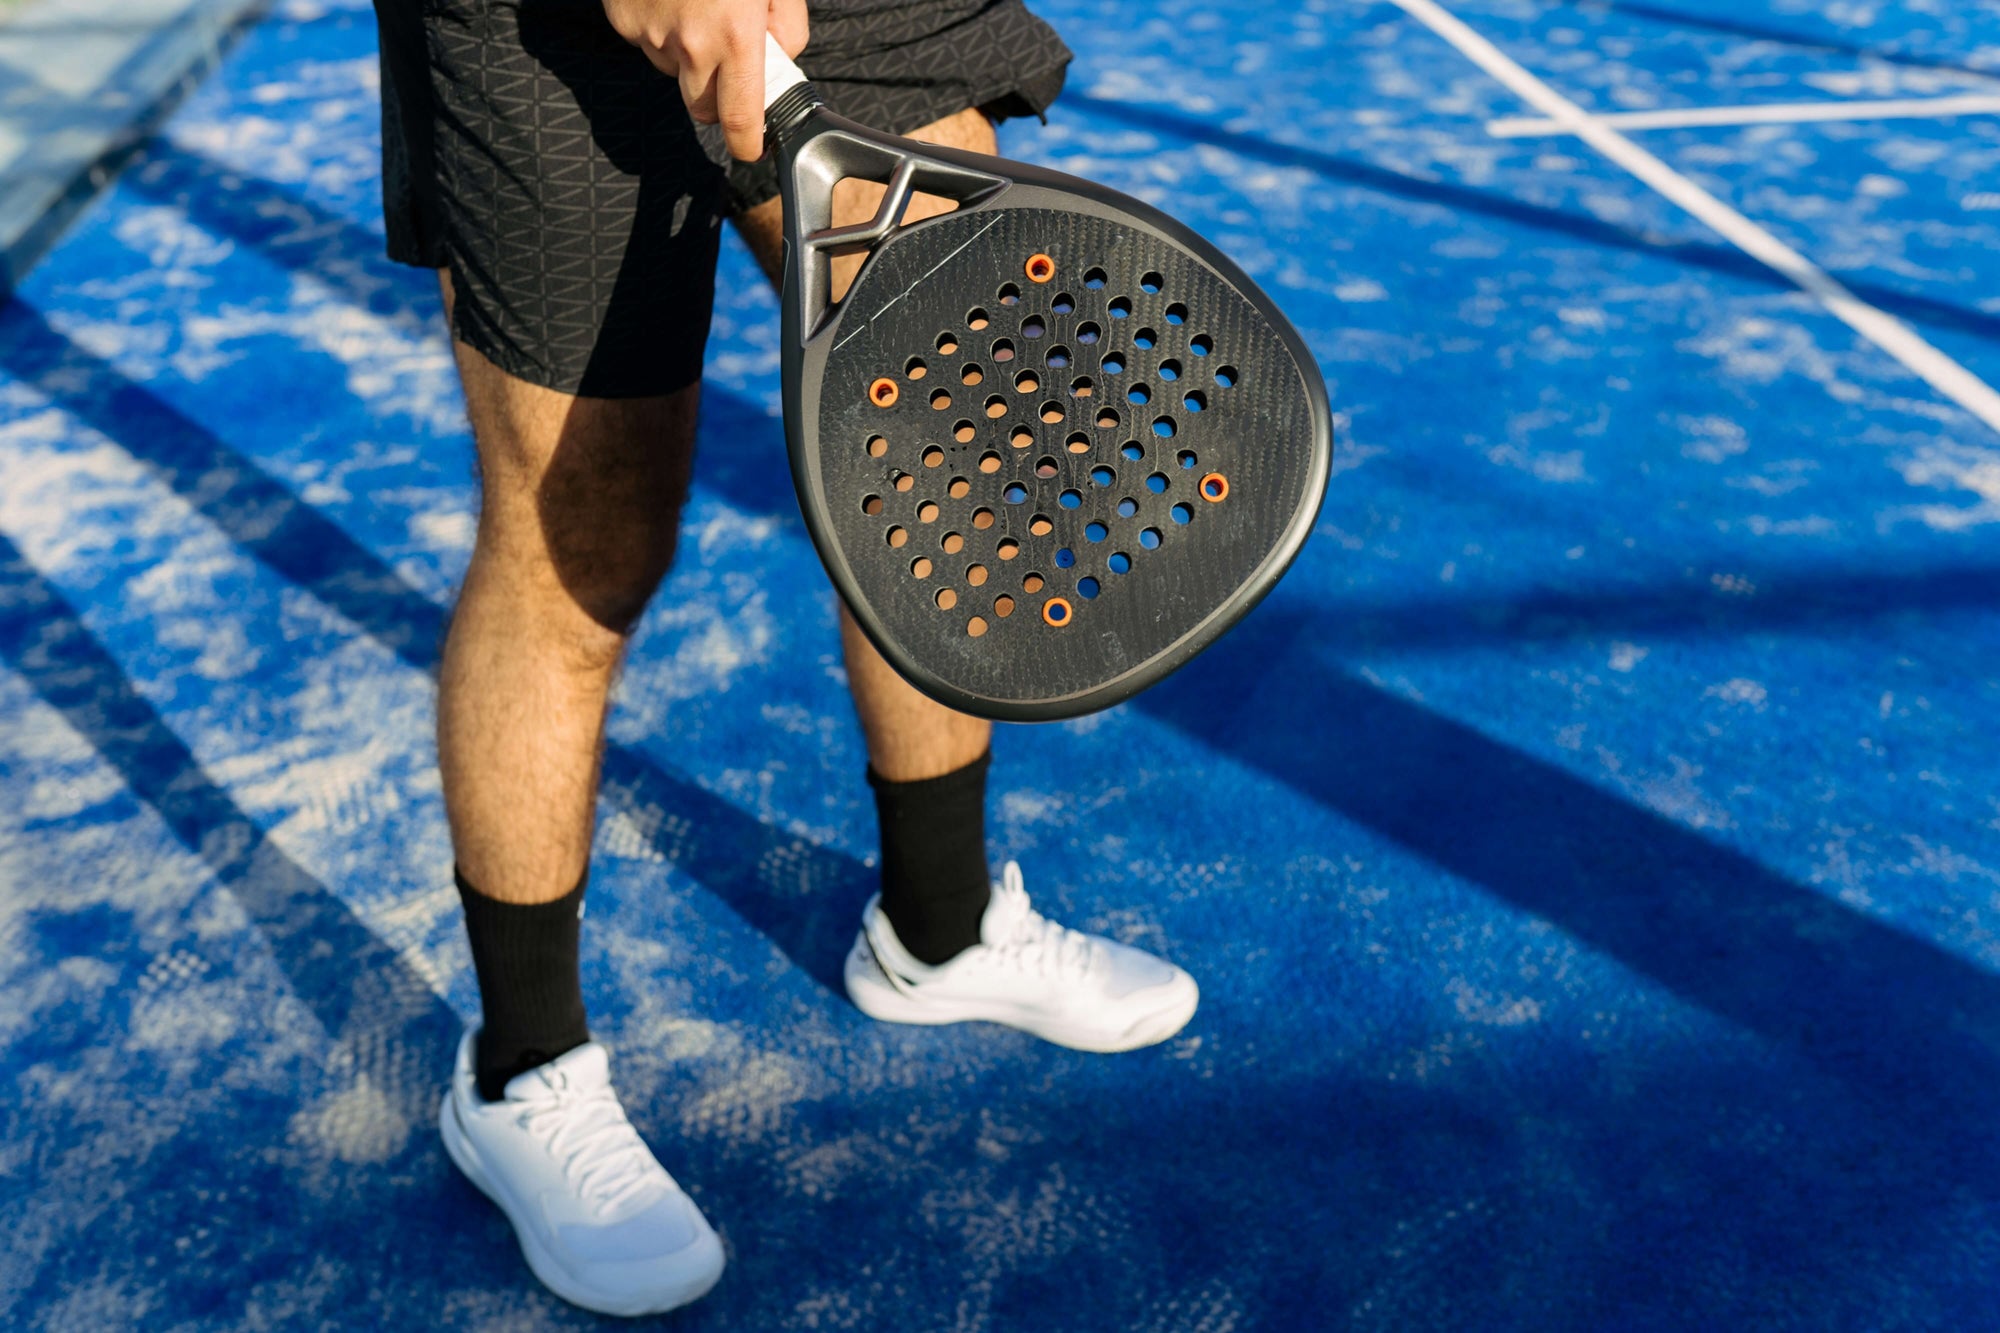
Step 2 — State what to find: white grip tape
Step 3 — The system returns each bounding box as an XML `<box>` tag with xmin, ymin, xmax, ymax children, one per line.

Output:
<box><xmin>763</xmin><ymin>32</ymin><xmax>808</xmax><ymax>113</ymax></box>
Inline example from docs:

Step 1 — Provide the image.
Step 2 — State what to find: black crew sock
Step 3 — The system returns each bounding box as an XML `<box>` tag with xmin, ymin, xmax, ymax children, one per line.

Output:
<box><xmin>455</xmin><ymin>866</ymin><xmax>591</xmax><ymax>1102</ymax></box>
<box><xmin>868</xmin><ymin>750</ymin><xmax>993</xmax><ymax>966</ymax></box>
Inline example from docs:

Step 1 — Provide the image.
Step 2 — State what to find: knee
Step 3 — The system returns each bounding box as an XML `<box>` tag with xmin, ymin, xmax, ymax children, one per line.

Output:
<box><xmin>534</xmin><ymin>493</ymin><xmax>683</xmax><ymax>636</ymax></box>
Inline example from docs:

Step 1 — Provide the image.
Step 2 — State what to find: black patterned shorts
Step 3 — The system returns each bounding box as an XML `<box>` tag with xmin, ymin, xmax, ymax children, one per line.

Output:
<box><xmin>374</xmin><ymin>0</ymin><xmax>1071</xmax><ymax>398</ymax></box>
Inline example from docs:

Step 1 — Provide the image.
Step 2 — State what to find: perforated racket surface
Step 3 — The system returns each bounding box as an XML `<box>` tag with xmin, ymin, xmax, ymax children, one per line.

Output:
<box><xmin>766</xmin><ymin>75</ymin><xmax>1333</xmax><ymax>721</ymax></box>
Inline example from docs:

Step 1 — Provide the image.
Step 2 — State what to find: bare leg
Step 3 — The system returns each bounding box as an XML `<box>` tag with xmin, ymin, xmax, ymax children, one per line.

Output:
<box><xmin>734</xmin><ymin>107</ymin><xmax>995</xmax><ymax>782</ymax></box>
<box><xmin>436</xmin><ymin>273</ymin><xmax>699</xmax><ymax>902</ymax></box>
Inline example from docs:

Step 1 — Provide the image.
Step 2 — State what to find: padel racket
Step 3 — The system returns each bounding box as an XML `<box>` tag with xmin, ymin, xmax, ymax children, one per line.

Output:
<box><xmin>761</xmin><ymin>39</ymin><xmax>1333</xmax><ymax>722</ymax></box>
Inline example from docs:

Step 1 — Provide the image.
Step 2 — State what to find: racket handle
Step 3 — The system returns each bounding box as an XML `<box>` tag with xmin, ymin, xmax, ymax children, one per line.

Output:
<box><xmin>762</xmin><ymin>32</ymin><xmax>809</xmax><ymax>113</ymax></box>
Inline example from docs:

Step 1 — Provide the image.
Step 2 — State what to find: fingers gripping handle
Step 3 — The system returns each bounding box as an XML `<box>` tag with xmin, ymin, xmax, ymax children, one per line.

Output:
<box><xmin>763</xmin><ymin>32</ymin><xmax>808</xmax><ymax>113</ymax></box>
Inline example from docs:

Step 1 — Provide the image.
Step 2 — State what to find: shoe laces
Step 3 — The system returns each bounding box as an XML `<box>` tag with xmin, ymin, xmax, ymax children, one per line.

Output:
<box><xmin>514</xmin><ymin>1068</ymin><xmax>656</xmax><ymax>1215</ymax></box>
<box><xmin>986</xmin><ymin>868</ymin><xmax>1098</xmax><ymax>982</ymax></box>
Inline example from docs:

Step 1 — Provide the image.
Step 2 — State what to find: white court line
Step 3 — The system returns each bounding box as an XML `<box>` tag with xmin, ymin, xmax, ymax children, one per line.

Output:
<box><xmin>1388</xmin><ymin>0</ymin><xmax>2000</xmax><ymax>438</ymax></box>
<box><xmin>1489</xmin><ymin>93</ymin><xmax>2000</xmax><ymax>138</ymax></box>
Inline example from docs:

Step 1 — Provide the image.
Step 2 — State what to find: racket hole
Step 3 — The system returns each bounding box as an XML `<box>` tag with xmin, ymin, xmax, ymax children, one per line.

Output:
<box><xmin>986</xmin><ymin>395</ymin><xmax>1009</xmax><ymax>418</ymax></box>
<box><xmin>866</xmin><ymin>434</ymin><xmax>888</xmax><ymax>458</ymax></box>
<box><xmin>968</xmin><ymin>307</ymin><xmax>990</xmax><ymax>329</ymax></box>
<box><xmin>918</xmin><ymin>501</ymin><xmax>940</xmax><ymax>523</ymax></box>
<box><xmin>997</xmin><ymin>538</ymin><xmax>1020</xmax><ymax>560</ymax></box>
<box><xmin>1152</xmin><ymin>417</ymin><xmax>1177</xmax><ymax>438</ymax></box>
<box><xmin>1025</xmin><ymin>572</ymin><xmax>1046</xmax><ymax>593</ymax></box>
<box><xmin>1090</xmin><ymin>466</ymin><xmax>1114</xmax><ymax>488</ymax></box>
<box><xmin>1009</xmin><ymin>425</ymin><xmax>1034</xmax><ymax>449</ymax></box>
<box><xmin>1201</xmin><ymin>472</ymin><xmax>1230</xmax><ymax>502</ymax></box>
<box><xmin>1121</xmin><ymin>441</ymin><xmax>1144</xmax><ymax>461</ymax></box>
<box><xmin>967</xmin><ymin>615</ymin><xmax>988</xmax><ymax>637</ymax></box>
<box><xmin>948</xmin><ymin>477</ymin><xmax>971</xmax><ymax>499</ymax></box>
<box><xmin>1058</xmin><ymin>490</ymin><xmax>1082</xmax><ymax>510</ymax></box>
<box><xmin>1140</xmin><ymin>271</ymin><xmax>1163</xmax><ymax>295</ymax></box>
<box><xmin>1066</xmin><ymin>432</ymin><xmax>1090</xmax><ymax>454</ymax></box>
<box><xmin>1077</xmin><ymin>576</ymin><xmax>1100</xmax><ymax>599</ymax></box>
<box><xmin>1083</xmin><ymin>267</ymin><xmax>1108</xmax><ymax>290</ymax></box>
<box><xmin>1025</xmin><ymin>254</ymin><xmax>1055</xmax><ymax>283</ymax></box>
<box><xmin>1055</xmin><ymin>546</ymin><xmax>1076</xmax><ymax>567</ymax></box>
<box><xmin>1107</xmin><ymin>297</ymin><xmax>1132</xmax><ymax>319</ymax></box>
<box><xmin>1100</xmin><ymin>354</ymin><xmax>1125</xmax><ymax>375</ymax></box>
<box><xmin>1139</xmin><ymin>527</ymin><xmax>1162</xmax><ymax>549</ymax></box>
<box><xmin>1051</xmin><ymin>292</ymin><xmax>1075</xmax><ymax>314</ymax></box>
<box><xmin>943</xmin><ymin>531</ymin><xmax>965</xmax><ymax>554</ymax></box>
<box><xmin>1021</xmin><ymin>317</ymin><xmax>1046</xmax><ymax>339</ymax></box>
<box><xmin>991</xmin><ymin>338</ymin><xmax>1015</xmax><ymax>362</ymax></box>
<box><xmin>973</xmin><ymin>507</ymin><xmax>996</xmax><ymax>529</ymax></box>
<box><xmin>1184</xmin><ymin>391</ymin><xmax>1207</xmax><ymax>413</ymax></box>
<box><xmin>979</xmin><ymin>451</ymin><xmax>1002</xmax><ymax>474</ymax></box>
<box><xmin>1040</xmin><ymin>400</ymin><xmax>1065</xmax><ymax>423</ymax></box>
<box><xmin>893</xmin><ymin>471</ymin><xmax>915</xmax><ymax>492</ymax></box>
<box><xmin>1128</xmin><ymin>384</ymin><xmax>1151</xmax><ymax>405</ymax></box>
<box><xmin>869</xmin><ymin>378</ymin><xmax>899</xmax><ymax>407</ymax></box>
<box><xmin>1216</xmin><ymin>365</ymin><xmax>1238</xmax><ymax>387</ymax></box>
<box><xmin>936</xmin><ymin>587</ymin><xmax>958</xmax><ymax>610</ymax></box>
<box><xmin>1076</xmin><ymin>322</ymin><xmax>1101</xmax><ymax>345</ymax></box>
<box><xmin>967</xmin><ymin>563</ymin><xmax>989</xmax><ymax>587</ymax></box>
<box><xmin>1134</xmin><ymin>327</ymin><xmax>1157</xmax><ymax>349</ymax></box>
<box><xmin>1147</xmin><ymin>472</ymin><xmax>1170</xmax><ymax>494</ymax></box>
<box><xmin>1117</xmin><ymin>496</ymin><xmax>1138</xmax><ymax>517</ymax></box>
<box><xmin>994</xmin><ymin>593</ymin><xmax>1016</xmax><ymax>617</ymax></box>
<box><xmin>1190</xmin><ymin>334</ymin><xmax>1212</xmax><ymax>356</ymax></box>
<box><xmin>1004</xmin><ymin>483</ymin><xmax>1028</xmax><ymax>504</ymax></box>
<box><xmin>862</xmin><ymin>494</ymin><xmax>884</xmax><ymax>516</ymax></box>
<box><xmin>930</xmin><ymin>390</ymin><xmax>951</xmax><ymax>411</ymax></box>
<box><xmin>911</xmin><ymin>556</ymin><xmax>933</xmax><ymax>578</ymax></box>
<box><xmin>887</xmin><ymin>525</ymin><xmax>909</xmax><ymax>548</ymax></box>
<box><xmin>905</xmin><ymin>357</ymin><xmax>928</xmax><ymax>379</ymax></box>
<box><xmin>997</xmin><ymin>283</ymin><xmax>1021</xmax><ymax>306</ymax></box>
<box><xmin>937</xmin><ymin>332</ymin><xmax>960</xmax><ymax>354</ymax></box>
<box><xmin>1177</xmin><ymin>449</ymin><xmax>1198</xmax><ymax>469</ymax></box>
<box><xmin>1166</xmin><ymin>303</ymin><xmax>1187</xmax><ymax>325</ymax></box>
<box><xmin>1159</xmin><ymin>360</ymin><xmax>1182</xmax><ymax>382</ymax></box>
<box><xmin>1029</xmin><ymin>515</ymin><xmax>1053</xmax><ymax>536</ymax></box>
<box><xmin>1171</xmin><ymin>502</ymin><xmax>1193</xmax><ymax>524</ymax></box>
<box><xmin>1096</xmin><ymin>408</ymin><xmax>1119</xmax><ymax>429</ymax></box>
<box><xmin>1035</xmin><ymin>456</ymin><xmax>1059</xmax><ymax>479</ymax></box>
<box><xmin>1046</xmin><ymin>345</ymin><xmax>1071</xmax><ymax>369</ymax></box>
<box><xmin>1014</xmin><ymin>371</ymin><xmax>1040</xmax><ymax>394</ymax></box>
<box><xmin>1041</xmin><ymin>595</ymin><xmax>1069</xmax><ymax>625</ymax></box>
<box><xmin>1070</xmin><ymin>376</ymin><xmax>1094</xmax><ymax>398</ymax></box>
<box><xmin>1085</xmin><ymin>521</ymin><xmax>1107</xmax><ymax>542</ymax></box>
<box><xmin>954</xmin><ymin>419</ymin><xmax>976</xmax><ymax>442</ymax></box>
<box><xmin>961</xmin><ymin>363</ymin><xmax>984</xmax><ymax>386</ymax></box>
<box><xmin>1108</xmin><ymin>552</ymin><xmax>1131</xmax><ymax>574</ymax></box>
<box><xmin>922</xmin><ymin>445</ymin><xmax>944</xmax><ymax>468</ymax></box>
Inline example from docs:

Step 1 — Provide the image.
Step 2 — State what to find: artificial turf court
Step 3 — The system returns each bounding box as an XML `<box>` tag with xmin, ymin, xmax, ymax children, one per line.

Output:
<box><xmin>4</xmin><ymin>0</ymin><xmax>2000</xmax><ymax>1327</ymax></box>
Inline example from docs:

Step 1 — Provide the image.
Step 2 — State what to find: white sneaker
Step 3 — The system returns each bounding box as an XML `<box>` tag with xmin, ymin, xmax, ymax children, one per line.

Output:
<box><xmin>438</xmin><ymin>1032</ymin><xmax>725</xmax><ymax>1317</ymax></box>
<box><xmin>844</xmin><ymin>861</ymin><xmax>1199</xmax><ymax>1052</ymax></box>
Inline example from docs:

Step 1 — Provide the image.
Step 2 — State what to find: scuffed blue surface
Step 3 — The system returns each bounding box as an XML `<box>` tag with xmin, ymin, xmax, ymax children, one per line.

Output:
<box><xmin>3</xmin><ymin>0</ymin><xmax>2000</xmax><ymax>1327</ymax></box>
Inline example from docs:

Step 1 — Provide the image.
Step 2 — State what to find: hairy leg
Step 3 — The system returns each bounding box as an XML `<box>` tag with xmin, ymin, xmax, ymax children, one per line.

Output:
<box><xmin>733</xmin><ymin>107</ymin><xmax>995</xmax><ymax>782</ymax></box>
<box><xmin>437</xmin><ymin>272</ymin><xmax>699</xmax><ymax>902</ymax></box>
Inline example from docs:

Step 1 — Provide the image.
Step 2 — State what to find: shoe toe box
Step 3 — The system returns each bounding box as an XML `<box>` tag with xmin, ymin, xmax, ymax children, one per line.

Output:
<box><xmin>550</xmin><ymin>1191</ymin><xmax>726</xmax><ymax>1310</ymax></box>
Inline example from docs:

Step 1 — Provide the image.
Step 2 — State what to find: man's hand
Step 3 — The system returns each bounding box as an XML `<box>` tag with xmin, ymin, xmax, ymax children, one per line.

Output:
<box><xmin>603</xmin><ymin>0</ymin><xmax>809</xmax><ymax>162</ymax></box>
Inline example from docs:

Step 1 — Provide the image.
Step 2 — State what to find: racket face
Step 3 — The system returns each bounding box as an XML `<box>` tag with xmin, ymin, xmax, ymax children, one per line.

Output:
<box><xmin>778</xmin><ymin>114</ymin><xmax>1332</xmax><ymax>721</ymax></box>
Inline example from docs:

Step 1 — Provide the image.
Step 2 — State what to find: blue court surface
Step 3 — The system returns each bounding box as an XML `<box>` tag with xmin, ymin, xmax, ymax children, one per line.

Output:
<box><xmin>4</xmin><ymin>1</ymin><xmax>2000</xmax><ymax>1327</ymax></box>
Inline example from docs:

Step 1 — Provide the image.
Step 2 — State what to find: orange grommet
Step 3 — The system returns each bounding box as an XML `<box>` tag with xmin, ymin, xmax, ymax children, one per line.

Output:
<box><xmin>868</xmin><ymin>377</ymin><xmax>900</xmax><ymax>408</ymax></box>
<box><xmin>1199</xmin><ymin>471</ymin><xmax>1230</xmax><ymax>502</ymax></box>
<box><xmin>1041</xmin><ymin>596</ymin><xmax>1073</xmax><ymax>627</ymax></box>
<box><xmin>1025</xmin><ymin>253</ymin><xmax>1056</xmax><ymax>284</ymax></box>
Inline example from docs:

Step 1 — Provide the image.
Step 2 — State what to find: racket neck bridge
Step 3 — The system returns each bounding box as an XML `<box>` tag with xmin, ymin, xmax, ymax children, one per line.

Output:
<box><xmin>776</xmin><ymin>113</ymin><xmax>1011</xmax><ymax>340</ymax></box>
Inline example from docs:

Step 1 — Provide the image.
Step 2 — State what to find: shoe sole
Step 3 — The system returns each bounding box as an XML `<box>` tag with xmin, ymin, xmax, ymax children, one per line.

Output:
<box><xmin>439</xmin><ymin>1090</ymin><xmax>725</xmax><ymax>1318</ymax></box>
<box><xmin>844</xmin><ymin>937</ymin><xmax>1199</xmax><ymax>1053</ymax></box>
